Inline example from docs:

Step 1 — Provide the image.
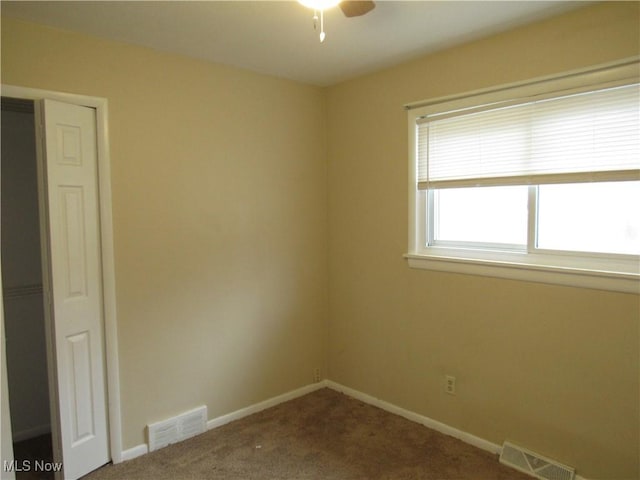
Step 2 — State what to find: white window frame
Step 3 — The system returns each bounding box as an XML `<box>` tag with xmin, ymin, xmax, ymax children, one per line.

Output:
<box><xmin>406</xmin><ymin>59</ymin><xmax>640</xmax><ymax>294</ymax></box>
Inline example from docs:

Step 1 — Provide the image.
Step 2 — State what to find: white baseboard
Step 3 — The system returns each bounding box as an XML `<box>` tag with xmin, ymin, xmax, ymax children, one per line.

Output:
<box><xmin>120</xmin><ymin>443</ymin><xmax>148</xmax><ymax>462</ymax></box>
<box><xmin>118</xmin><ymin>381</ymin><xmax>327</xmax><ymax>463</ymax></box>
<box><xmin>207</xmin><ymin>381</ymin><xmax>327</xmax><ymax>430</ymax></box>
<box><xmin>325</xmin><ymin>381</ymin><xmax>500</xmax><ymax>454</ymax></box>
<box><xmin>325</xmin><ymin>381</ymin><xmax>592</xmax><ymax>480</ymax></box>
<box><xmin>12</xmin><ymin>424</ymin><xmax>51</xmax><ymax>443</ymax></box>
<box><xmin>116</xmin><ymin>379</ymin><xmax>592</xmax><ymax>480</ymax></box>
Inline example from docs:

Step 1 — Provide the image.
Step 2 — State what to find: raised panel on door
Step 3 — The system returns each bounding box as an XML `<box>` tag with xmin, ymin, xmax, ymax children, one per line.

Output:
<box><xmin>39</xmin><ymin>99</ymin><xmax>109</xmax><ymax>480</ymax></box>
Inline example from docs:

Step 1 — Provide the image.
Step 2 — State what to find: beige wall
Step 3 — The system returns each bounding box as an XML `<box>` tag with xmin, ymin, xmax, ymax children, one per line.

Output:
<box><xmin>326</xmin><ymin>3</ymin><xmax>639</xmax><ymax>479</ymax></box>
<box><xmin>1</xmin><ymin>17</ymin><xmax>328</xmax><ymax>448</ymax></box>
<box><xmin>2</xmin><ymin>2</ymin><xmax>639</xmax><ymax>479</ymax></box>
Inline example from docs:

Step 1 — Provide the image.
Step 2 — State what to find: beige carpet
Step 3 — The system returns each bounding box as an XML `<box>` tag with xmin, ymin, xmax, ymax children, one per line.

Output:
<box><xmin>84</xmin><ymin>388</ymin><xmax>531</xmax><ymax>480</ymax></box>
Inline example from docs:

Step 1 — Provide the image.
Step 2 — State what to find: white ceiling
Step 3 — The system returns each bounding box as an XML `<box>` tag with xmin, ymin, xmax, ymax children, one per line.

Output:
<box><xmin>1</xmin><ymin>1</ymin><xmax>589</xmax><ymax>86</ymax></box>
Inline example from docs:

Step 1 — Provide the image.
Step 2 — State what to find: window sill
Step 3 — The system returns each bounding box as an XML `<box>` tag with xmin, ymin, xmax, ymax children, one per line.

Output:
<box><xmin>404</xmin><ymin>252</ymin><xmax>640</xmax><ymax>294</ymax></box>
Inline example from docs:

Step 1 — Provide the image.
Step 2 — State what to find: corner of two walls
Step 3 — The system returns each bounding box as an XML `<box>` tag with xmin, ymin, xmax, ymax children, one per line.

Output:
<box><xmin>2</xmin><ymin>3</ymin><xmax>639</xmax><ymax>478</ymax></box>
<box><xmin>324</xmin><ymin>3</ymin><xmax>640</xmax><ymax>479</ymax></box>
<box><xmin>1</xmin><ymin>15</ymin><xmax>329</xmax><ymax>451</ymax></box>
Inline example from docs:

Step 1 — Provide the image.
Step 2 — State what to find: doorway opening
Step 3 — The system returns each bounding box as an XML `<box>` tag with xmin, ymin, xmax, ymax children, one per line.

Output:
<box><xmin>1</xmin><ymin>86</ymin><xmax>121</xmax><ymax>480</ymax></box>
<box><xmin>1</xmin><ymin>96</ymin><xmax>54</xmax><ymax>478</ymax></box>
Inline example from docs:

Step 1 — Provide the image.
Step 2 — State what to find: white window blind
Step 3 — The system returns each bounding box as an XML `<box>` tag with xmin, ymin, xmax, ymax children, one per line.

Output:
<box><xmin>417</xmin><ymin>83</ymin><xmax>640</xmax><ymax>190</ymax></box>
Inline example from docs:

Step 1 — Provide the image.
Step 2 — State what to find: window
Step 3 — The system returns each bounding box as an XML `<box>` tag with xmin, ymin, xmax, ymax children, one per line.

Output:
<box><xmin>406</xmin><ymin>61</ymin><xmax>640</xmax><ymax>293</ymax></box>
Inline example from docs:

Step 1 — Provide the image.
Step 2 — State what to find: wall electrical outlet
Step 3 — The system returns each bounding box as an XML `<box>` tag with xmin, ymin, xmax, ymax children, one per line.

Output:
<box><xmin>313</xmin><ymin>368</ymin><xmax>321</xmax><ymax>383</ymax></box>
<box><xmin>445</xmin><ymin>375</ymin><xmax>456</xmax><ymax>395</ymax></box>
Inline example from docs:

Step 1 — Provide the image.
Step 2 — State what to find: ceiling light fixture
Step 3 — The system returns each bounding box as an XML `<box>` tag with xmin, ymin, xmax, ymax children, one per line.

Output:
<box><xmin>298</xmin><ymin>0</ymin><xmax>341</xmax><ymax>43</ymax></box>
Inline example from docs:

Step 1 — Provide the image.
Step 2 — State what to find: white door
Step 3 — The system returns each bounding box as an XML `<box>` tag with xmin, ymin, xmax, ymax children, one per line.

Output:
<box><xmin>38</xmin><ymin>99</ymin><xmax>110</xmax><ymax>479</ymax></box>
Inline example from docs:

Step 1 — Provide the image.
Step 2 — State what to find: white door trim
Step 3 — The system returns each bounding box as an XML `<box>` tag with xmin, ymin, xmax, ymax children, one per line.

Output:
<box><xmin>0</xmin><ymin>84</ymin><xmax>123</xmax><ymax>464</ymax></box>
<box><xmin>1</xmin><ymin>275</ymin><xmax>15</xmax><ymax>479</ymax></box>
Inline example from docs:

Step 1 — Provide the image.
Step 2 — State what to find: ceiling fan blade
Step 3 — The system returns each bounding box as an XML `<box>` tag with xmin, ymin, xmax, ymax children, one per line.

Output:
<box><xmin>339</xmin><ymin>1</ymin><xmax>375</xmax><ymax>17</ymax></box>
